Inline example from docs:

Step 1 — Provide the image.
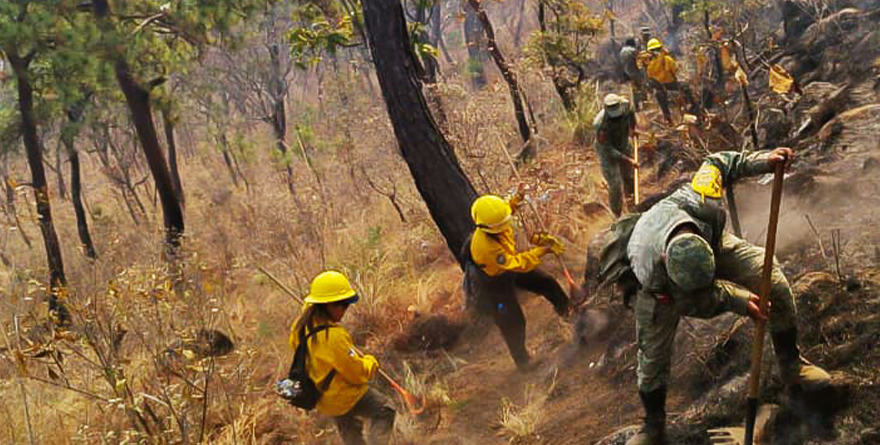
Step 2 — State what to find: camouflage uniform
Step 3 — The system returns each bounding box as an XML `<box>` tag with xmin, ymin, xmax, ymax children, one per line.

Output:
<box><xmin>619</xmin><ymin>43</ymin><xmax>645</xmax><ymax>110</ymax></box>
<box><xmin>593</xmin><ymin>104</ymin><xmax>637</xmax><ymax>216</ymax></box>
<box><xmin>626</xmin><ymin>150</ymin><xmax>798</xmax><ymax>392</ymax></box>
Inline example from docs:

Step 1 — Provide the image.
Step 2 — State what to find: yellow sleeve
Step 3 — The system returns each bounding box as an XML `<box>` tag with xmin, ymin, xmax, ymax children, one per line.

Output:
<box><xmin>317</xmin><ymin>328</ymin><xmax>377</xmax><ymax>385</ymax></box>
<box><xmin>500</xmin><ymin>247</ymin><xmax>549</xmax><ymax>273</ymax></box>
<box><xmin>667</xmin><ymin>56</ymin><xmax>678</xmax><ymax>77</ymax></box>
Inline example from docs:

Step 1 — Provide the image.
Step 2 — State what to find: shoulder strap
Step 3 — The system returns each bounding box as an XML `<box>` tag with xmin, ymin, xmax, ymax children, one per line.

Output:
<box><xmin>303</xmin><ymin>324</ymin><xmax>337</xmax><ymax>392</ymax></box>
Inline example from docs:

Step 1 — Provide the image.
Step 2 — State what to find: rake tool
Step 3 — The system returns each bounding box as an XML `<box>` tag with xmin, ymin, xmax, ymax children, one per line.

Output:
<box><xmin>257</xmin><ymin>266</ymin><xmax>427</xmax><ymax>415</ymax></box>
<box><xmin>495</xmin><ymin>140</ymin><xmax>587</xmax><ymax>307</ymax></box>
<box><xmin>708</xmin><ymin>161</ymin><xmax>786</xmax><ymax>445</ymax></box>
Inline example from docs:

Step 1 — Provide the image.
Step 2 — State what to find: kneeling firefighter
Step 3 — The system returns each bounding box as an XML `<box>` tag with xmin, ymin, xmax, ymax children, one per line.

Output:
<box><xmin>288</xmin><ymin>271</ymin><xmax>396</xmax><ymax>445</ymax></box>
<box><xmin>462</xmin><ymin>192</ymin><xmax>570</xmax><ymax>370</ymax></box>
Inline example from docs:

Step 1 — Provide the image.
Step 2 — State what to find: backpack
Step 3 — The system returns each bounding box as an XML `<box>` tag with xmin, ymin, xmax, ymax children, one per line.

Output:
<box><xmin>282</xmin><ymin>325</ymin><xmax>336</xmax><ymax>410</ymax></box>
<box><xmin>596</xmin><ymin>213</ymin><xmax>642</xmax><ymax>308</ymax></box>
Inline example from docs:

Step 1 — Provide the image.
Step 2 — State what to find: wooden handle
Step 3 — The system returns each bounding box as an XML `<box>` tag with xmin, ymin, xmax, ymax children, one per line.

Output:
<box><xmin>744</xmin><ymin>162</ymin><xmax>785</xmax><ymax>445</ymax></box>
<box><xmin>633</xmin><ymin>135</ymin><xmax>640</xmax><ymax>205</ymax></box>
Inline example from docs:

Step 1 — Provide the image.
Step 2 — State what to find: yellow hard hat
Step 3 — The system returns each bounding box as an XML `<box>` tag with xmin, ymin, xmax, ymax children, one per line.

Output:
<box><xmin>471</xmin><ymin>194</ymin><xmax>512</xmax><ymax>234</ymax></box>
<box><xmin>304</xmin><ymin>271</ymin><xmax>358</xmax><ymax>304</ymax></box>
<box><xmin>647</xmin><ymin>38</ymin><xmax>663</xmax><ymax>51</ymax></box>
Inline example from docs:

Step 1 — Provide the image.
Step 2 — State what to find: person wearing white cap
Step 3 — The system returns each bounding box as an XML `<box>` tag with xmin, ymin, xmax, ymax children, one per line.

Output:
<box><xmin>593</xmin><ymin>93</ymin><xmax>639</xmax><ymax>216</ymax></box>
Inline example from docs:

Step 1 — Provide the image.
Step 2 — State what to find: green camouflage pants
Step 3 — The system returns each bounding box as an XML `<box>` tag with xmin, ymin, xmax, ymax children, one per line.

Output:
<box><xmin>335</xmin><ymin>388</ymin><xmax>396</xmax><ymax>445</ymax></box>
<box><xmin>597</xmin><ymin>143</ymin><xmax>634</xmax><ymax>217</ymax></box>
<box><xmin>635</xmin><ymin>232</ymin><xmax>797</xmax><ymax>392</ymax></box>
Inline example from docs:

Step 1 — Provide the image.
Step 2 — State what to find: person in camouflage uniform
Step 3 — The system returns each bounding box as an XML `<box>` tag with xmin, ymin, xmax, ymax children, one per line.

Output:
<box><xmin>619</xmin><ymin>38</ymin><xmax>646</xmax><ymax>111</ymax></box>
<box><xmin>594</xmin><ymin>93</ymin><xmax>639</xmax><ymax>217</ymax></box>
<box><xmin>623</xmin><ymin>148</ymin><xmax>831</xmax><ymax>445</ymax></box>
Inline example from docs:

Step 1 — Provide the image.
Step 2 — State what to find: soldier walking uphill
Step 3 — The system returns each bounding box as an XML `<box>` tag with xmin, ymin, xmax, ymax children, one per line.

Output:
<box><xmin>642</xmin><ymin>38</ymin><xmax>699</xmax><ymax>124</ymax></box>
<box><xmin>599</xmin><ymin>149</ymin><xmax>831</xmax><ymax>445</ymax></box>
<box><xmin>594</xmin><ymin>93</ymin><xmax>639</xmax><ymax>217</ymax></box>
<box><xmin>288</xmin><ymin>271</ymin><xmax>395</xmax><ymax>445</ymax></box>
<box><xmin>619</xmin><ymin>38</ymin><xmax>646</xmax><ymax>111</ymax></box>
<box><xmin>462</xmin><ymin>193</ymin><xmax>570</xmax><ymax>370</ymax></box>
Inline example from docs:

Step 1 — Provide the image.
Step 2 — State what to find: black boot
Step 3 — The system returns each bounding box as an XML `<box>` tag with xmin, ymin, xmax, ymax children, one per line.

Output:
<box><xmin>771</xmin><ymin>328</ymin><xmax>830</xmax><ymax>391</ymax></box>
<box><xmin>626</xmin><ymin>386</ymin><xmax>666</xmax><ymax>445</ymax></box>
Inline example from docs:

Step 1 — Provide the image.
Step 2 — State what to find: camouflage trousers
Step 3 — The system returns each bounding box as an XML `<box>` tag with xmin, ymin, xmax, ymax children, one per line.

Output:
<box><xmin>335</xmin><ymin>388</ymin><xmax>396</xmax><ymax>445</ymax></box>
<box><xmin>597</xmin><ymin>143</ymin><xmax>635</xmax><ymax>217</ymax></box>
<box><xmin>635</xmin><ymin>232</ymin><xmax>798</xmax><ymax>392</ymax></box>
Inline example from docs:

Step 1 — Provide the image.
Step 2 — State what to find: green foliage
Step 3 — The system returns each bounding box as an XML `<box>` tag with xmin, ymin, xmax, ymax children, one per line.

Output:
<box><xmin>288</xmin><ymin>5</ymin><xmax>354</xmax><ymax>69</ymax></box>
<box><xmin>407</xmin><ymin>22</ymin><xmax>438</xmax><ymax>68</ymax></box>
<box><xmin>524</xmin><ymin>0</ymin><xmax>604</xmax><ymax>97</ymax></box>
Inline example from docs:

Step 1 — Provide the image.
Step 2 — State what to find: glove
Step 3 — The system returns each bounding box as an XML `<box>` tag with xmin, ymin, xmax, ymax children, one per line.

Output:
<box><xmin>530</xmin><ymin>232</ymin><xmax>565</xmax><ymax>255</ymax></box>
<box><xmin>507</xmin><ymin>183</ymin><xmax>527</xmax><ymax>210</ymax></box>
<box><xmin>362</xmin><ymin>354</ymin><xmax>379</xmax><ymax>380</ymax></box>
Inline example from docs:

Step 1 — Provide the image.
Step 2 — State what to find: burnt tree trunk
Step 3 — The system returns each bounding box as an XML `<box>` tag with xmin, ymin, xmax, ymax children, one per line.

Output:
<box><xmin>268</xmin><ymin>43</ymin><xmax>296</xmax><ymax>196</ymax></box>
<box><xmin>463</xmin><ymin>4</ymin><xmax>488</xmax><ymax>89</ymax></box>
<box><xmin>161</xmin><ymin>108</ymin><xmax>185</xmax><ymax>209</ymax></box>
<box><xmin>63</xmin><ymin>102</ymin><xmax>98</xmax><ymax>260</ymax></box>
<box><xmin>362</xmin><ymin>0</ymin><xmax>478</xmax><ymax>265</ymax></box>
<box><xmin>468</xmin><ymin>0</ymin><xmax>532</xmax><ymax>143</ymax></box>
<box><xmin>8</xmin><ymin>53</ymin><xmax>69</xmax><ymax>323</ymax></box>
<box><xmin>93</xmin><ymin>0</ymin><xmax>185</xmax><ymax>255</ymax></box>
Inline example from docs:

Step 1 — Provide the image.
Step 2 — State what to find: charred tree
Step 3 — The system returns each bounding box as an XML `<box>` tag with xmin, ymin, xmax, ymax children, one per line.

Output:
<box><xmin>160</xmin><ymin>108</ymin><xmax>185</xmax><ymax>209</ymax></box>
<box><xmin>62</xmin><ymin>99</ymin><xmax>98</xmax><ymax>259</ymax></box>
<box><xmin>267</xmin><ymin>41</ymin><xmax>296</xmax><ymax>196</ymax></box>
<box><xmin>93</xmin><ymin>0</ymin><xmax>185</xmax><ymax>255</ymax></box>
<box><xmin>463</xmin><ymin>3</ymin><xmax>488</xmax><ymax>89</ymax></box>
<box><xmin>7</xmin><ymin>52</ymin><xmax>69</xmax><ymax>323</ymax></box>
<box><xmin>413</xmin><ymin>1</ymin><xmax>448</xmax><ymax>129</ymax></box>
<box><xmin>468</xmin><ymin>0</ymin><xmax>533</xmax><ymax>144</ymax></box>
<box><xmin>362</xmin><ymin>0</ymin><xmax>478</xmax><ymax>264</ymax></box>
<box><xmin>54</xmin><ymin>144</ymin><xmax>67</xmax><ymax>200</ymax></box>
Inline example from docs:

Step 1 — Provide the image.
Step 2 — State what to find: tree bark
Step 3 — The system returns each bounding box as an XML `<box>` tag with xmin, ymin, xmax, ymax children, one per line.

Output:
<box><xmin>8</xmin><ymin>53</ymin><xmax>69</xmax><ymax>323</ymax></box>
<box><xmin>268</xmin><ymin>43</ymin><xmax>296</xmax><ymax>196</ymax></box>
<box><xmin>55</xmin><ymin>144</ymin><xmax>67</xmax><ymax>200</ymax></box>
<box><xmin>161</xmin><ymin>109</ymin><xmax>185</xmax><ymax>210</ymax></box>
<box><xmin>514</xmin><ymin>0</ymin><xmax>527</xmax><ymax>47</ymax></box>
<box><xmin>417</xmin><ymin>2</ymin><xmax>448</xmax><ymax>129</ymax></box>
<box><xmin>468</xmin><ymin>0</ymin><xmax>532</xmax><ymax>143</ymax></box>
<box><xmin>463</xmin><ymin>4</ymin><xmax>488</xmax><ymax>89</ymax></box>
<box><xmin>93</xmin><ymin>0</ymin><xmax>185</xmax><ymax>255</ymax></box>
<box><xmin>362</xmin><ymin>0</ymin><xmax>478</xmax><ymax>265</ymax></box>
<box><xmin>63</xmin><ymin>135</ymin><xmax>98</xmax><ymax>260</ymax></box>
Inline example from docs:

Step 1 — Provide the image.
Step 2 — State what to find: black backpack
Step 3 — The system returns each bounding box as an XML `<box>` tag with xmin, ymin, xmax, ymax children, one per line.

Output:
<box><xmin>597</xmin><ymin>213</ymin><xmax>642</xmax><ymax>308</ymax></box>
<box><xmin>285</xmin><ymin>325</ymin><xmax>337</xmax><ymax>410</ymax></box>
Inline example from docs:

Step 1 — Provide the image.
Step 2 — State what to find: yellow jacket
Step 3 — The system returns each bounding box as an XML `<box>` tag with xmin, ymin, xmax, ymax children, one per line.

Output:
<box><xmin>647</xmin><ymin>52</ymin><xmax>678</xmax><ymax>84</ymax></box>
<box><xmin>470</xmin><ymin>226</ymin><xmax>549</xmax><ymax>277</ymax></box>
<box><xmin>288</xmin><ymin>313</ymin><xmax>379</xmax><ymax>416</ymax></box>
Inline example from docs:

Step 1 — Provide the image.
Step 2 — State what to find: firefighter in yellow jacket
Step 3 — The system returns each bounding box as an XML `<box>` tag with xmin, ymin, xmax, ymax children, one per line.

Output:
<box><xmin>461</xmin><ymin>192</ymin><xmax>570</xmax><ymax>369</ymax></box>
<box><xmin>288</xmin><ymin>271</ymin><xmax>395</xmax><ymax>445</ymax></box>
<box><xmin>642</xmin><ymin>38</ymin><xmax>699</xmax><ymax>123</ymax></box>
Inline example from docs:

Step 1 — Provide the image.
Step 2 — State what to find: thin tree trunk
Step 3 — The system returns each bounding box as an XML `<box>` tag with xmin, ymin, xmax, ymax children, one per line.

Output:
<box><xmin>418</xmin><ymin>3</ymin><xmax>448</xmax><ymax>129</ymax></box>
<box><xmin>537</xmin><ymin>6</ymin><xmax>576</xmax><ymax>112</ymax></box>
<box><xmin>363</xmin><ymin>0</ymin><xmax>478</xmax><ymax>264</ymax></box>
<box><xmin>463</xmin><ymin>4</ymin><xmax>488</xmax><ymax>89</ymax></box>
<box><xmin>514</xmin><ymin>0</ymin><xmax>527</xmax><ymax>46</ymax></box>
<box><xmin>1</xmin><ymin>154</ymin><xmax>33</xmax><ymax>249</ymax></box>
<box><xmin>62</xmin><ymin>134</ymin><xmax>98</xmax><ymax>259</ymax></box>
<box><xmin>55</xmin><ymin>144</ymin><xmax>67</xmax><ymax>200</ymax></box>
<box><xmin>217</xmin><ymin>132</ymin><xmax>240</xmax><ymax>187</ymax></box>
<box><xmin>468</xmin><ymin>0</ymin><xmax>532</xmax><ymax>143</ymax></box>
<box><xmin>93</xmin><ymin>0</ymin><xmax>185</xmax><ymax>257</ymax></box>
<box><xmin>268</xmin><ymin>42</ymin><xmax>296</xmax><ymax>197</ymax></box>
<box><xmin>8</xmin><ymin>53</ymin><xmax>69</xmax><ymax>323</ymax></box>
<box><xmin>161</xmin><ymin>109</ymin><xmax>185</xmax><ymax>210</ymax></box>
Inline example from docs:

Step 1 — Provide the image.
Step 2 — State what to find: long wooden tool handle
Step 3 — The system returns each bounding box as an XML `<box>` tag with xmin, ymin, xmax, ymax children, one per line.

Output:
<box><xmin>744</xmin><ymin>162</ymin><xmax>785</xmax><ymax>445</ymax></box>
<box><xmin>496</xmin><ymin>140</ymin><xmax>576</xmax><ymax>285</ymax></box>
<box><xmin>632</xmin><ymin>135</ymin><xmax>640</xmax><ymax>205</ymax></box>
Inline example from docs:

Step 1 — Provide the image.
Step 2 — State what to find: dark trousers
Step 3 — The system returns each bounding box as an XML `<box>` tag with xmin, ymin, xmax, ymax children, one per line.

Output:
<box><xmin>650</xmin><ymin>79</ymin><xmax>697</xmax><ymax>123</ymax></box>
<box><xmin>483</xmin><ymin>270</ymin><xmax>569</xmax><ymax>367</ymax></box>
<box><xmin>334</xmin><ymin>389</ymin><xmax>396</xmax><ymax>445</ymax></box>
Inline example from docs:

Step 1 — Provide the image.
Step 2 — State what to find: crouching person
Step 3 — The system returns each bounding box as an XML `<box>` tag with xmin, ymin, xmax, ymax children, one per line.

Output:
<box><xmin>288</xmin><ymin>271</ymin><xmax>396</xmax><ymax>445</ymax></box>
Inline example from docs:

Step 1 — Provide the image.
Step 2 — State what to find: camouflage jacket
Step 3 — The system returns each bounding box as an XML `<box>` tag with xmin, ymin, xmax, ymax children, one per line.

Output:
<box><xmin>593</xmin><ymin>106</ymin><xmax>636</xmax><ymax>156</ymax></box>
<box><xmin>625</xmin><ymin>150</ymin><xmax>774</xmax><ymax>317</ymax></box>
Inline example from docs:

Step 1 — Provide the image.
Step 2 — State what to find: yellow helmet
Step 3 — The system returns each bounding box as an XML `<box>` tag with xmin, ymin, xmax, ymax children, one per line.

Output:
<box><xmin>647</xmin><ymin>38</ymin><xmax>663</xmax><ymax>51</ymax></box>
<box><xmin>471</xmin><ymin>194</ymin><xmax>512</xmax><ymax>234</ymax></box>
<box><xmin>304</xmin><ymin>271</ymin><xmax>359</xmax><ymax>304</ymax></box>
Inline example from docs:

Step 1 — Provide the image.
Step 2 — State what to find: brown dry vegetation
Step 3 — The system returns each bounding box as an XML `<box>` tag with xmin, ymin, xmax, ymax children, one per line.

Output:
<box><xmin>3</xmin><ymin>0</ymin><xmax>880</xmax><ymax>444</ymax></box>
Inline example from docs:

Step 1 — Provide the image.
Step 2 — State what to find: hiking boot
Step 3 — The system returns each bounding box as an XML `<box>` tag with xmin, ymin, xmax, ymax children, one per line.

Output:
<box><xmin>626</xmin><ymin>386</ymin><xmax>666</xmax><ymax>445</ymax></box>
<box><xmin>772</xmin><ymin>328</ymin><xmax>831</xmax><ymax>391</ymax></box>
